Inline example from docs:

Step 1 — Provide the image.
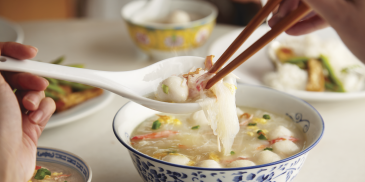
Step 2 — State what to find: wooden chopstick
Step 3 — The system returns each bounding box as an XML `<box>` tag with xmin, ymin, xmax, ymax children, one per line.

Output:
<box><xmin>206</xmin><ymin>2</ymin><xmax>311</xmax><ymax>89</ymax></box>
<box><xmin>208</xmin><ymin>0</ymin><xmax>282</xmax><ymax>74</ymax></box>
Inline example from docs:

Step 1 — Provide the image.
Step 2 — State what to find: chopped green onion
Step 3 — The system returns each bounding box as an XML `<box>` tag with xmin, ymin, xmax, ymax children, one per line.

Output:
<box><xmin>191</xmin><ymin>125</ymin><xmax>200</xmax><ymax>130</ymax></box>
<box><xmin>162</xmin><ymin>84</ymin><xmax>169</xmax><ymax>94</ymax></box>
<box><xmin>34</xmin><ymin>168</ymin><xmax>51</xmax><ymax>180</ymax></box>
<box><xmin>247</xmin><ymin>123</ymin><xmax>257</xmax><ymax>126</ymax></box>
<box><xmin>256</xmin><ymin>130</ymin><xmax>263</xmax><ymax>134</ymax></box>
<box><xmin>230</xmin><ymin>151</ymin><xmax>235</xmax><ymax>155</ymax></box>
<box><xmin>13</xmin><ymin>88</ymin><xmax>17</xmax><ymax>93</ymax></box>
<box><xmin>66</xmin><ymin>64</ymin><xmax>85</xmax><ymax>68</ymax></box>
<box><xmin>151</xmin><ymin>120</ymin><xmax>161</xmax><ymax>130</ymax></box>
<box><xmin>263</xmin><ymin>147</ymin><xmax>273</xmax><ymax>151</ymax></box>
<box><xmin>263</xmin><ymin>114</ymin><xmax>270</xmax><ymax>119</ymax></box>
<box><xmin>45</xmin><ymin>77</ymin><xmax>59</xmax><ymax>85</ymax></box>
<box><xmin>258</xmin><ymin>134</ymin><xmax>267</xmax><ymax>140</ymax></box>
<box><xmin>51</xmin><ymin>56</ymin><xmax>65</xmax><ymax>64</ymax></box>
<box><xmin>168</xmin><ymin>151</ymin><xmax>177</xmax><ymax>154</ymax></box>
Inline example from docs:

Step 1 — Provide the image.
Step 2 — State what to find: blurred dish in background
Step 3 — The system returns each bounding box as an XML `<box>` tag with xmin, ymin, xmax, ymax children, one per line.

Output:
<box><xmin>0</xmin><ymin>17</ymin><xmax>24</xmax><ymax>43</ymax></box>
<box><xmin>44</xmin><ymin>57</ymin><xmax>114</xmax><ymax>129</ymax></box>
<box><xmin>46</xmin><ymin>90</ymin><xmax>113</xmax><ymax>129</ymax></box>
<box><xmin>121</xmin><ymin>0</ymin><xmax>218</xmax><ymax>61</ymax></box>
<box><xmin>208</xmin><ymin>26</ymin><xmax>365</xmax><ymax>102</ymax></box>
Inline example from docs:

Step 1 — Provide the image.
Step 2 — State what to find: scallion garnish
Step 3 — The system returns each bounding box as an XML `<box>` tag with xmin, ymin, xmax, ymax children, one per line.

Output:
<box><xmin>256</xmin><ymin>130</ymin><xmax>263</xmax><ymax>134</ymax></box>
<box><xmin>151</xmin><ymin>120</ymin><xmax>161</xmax><ymax>130</ymax></box>
<box><xmin>230</xmin><ymin>151</ymin><xmax>235</xmax><ymax>155</ymax></box>
<box><xmin>263</xmin><ymin>114</ymin><xmax>270</xmax><ymax>119</ymax></box>
<box><xmin>162</xmin><ymin>84</ymin><xmax>169</xmax><ymax>94</ymax></box>
<box><xmin>248</xmin><ymin>123</ymin><xmax>257</xmax><ymax>126</ymax></box>
<box><xmin>258</xmin><ymin>134</ymin><xmax>267</xmax><ymax>140</ymax></box>
<box><xmin>34</xmin><ymin>168</ymin><xmax>51</xmax><ymax>180</ymax></box>
<box><xmin>263</xmin><ymin>147</ymin><xmax>273</xmax><ymax>151</ymax></box>
<box><xmin>191</xmin><ymin>125</ymin><xmax>200</xmax><ymax>130</ymax></box>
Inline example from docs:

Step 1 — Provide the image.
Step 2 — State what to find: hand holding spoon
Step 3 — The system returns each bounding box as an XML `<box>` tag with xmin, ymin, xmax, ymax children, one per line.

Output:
<box><xmin>0</xmin><ymin>56</ymin><xmax>202</xmax><ymax>114</ymax></box>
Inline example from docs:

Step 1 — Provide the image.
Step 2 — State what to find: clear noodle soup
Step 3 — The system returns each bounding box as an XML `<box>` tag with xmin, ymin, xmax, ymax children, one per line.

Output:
<box><xmin>131</xmin><ymin>107</ymin><xmax>306</xmax><ymax>168</ymax></box>
<box><xmin>29</xmin><ymin>161</ymin><xmax>84</xmax><ymax>182</ymax></box>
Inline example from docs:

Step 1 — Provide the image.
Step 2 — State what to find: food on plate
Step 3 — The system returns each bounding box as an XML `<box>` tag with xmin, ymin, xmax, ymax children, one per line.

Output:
<box><xmin>153</xmin><ymin>55</ymin><xmax>239</xmax><ymax>155</ymax></box>
<box><xmin>44</xmin><ymin>56</ymin><xmax>103</xmax><ymax>112</ymax></box>
<box><xmin>264</xmin><ymin>35</ymin><xmax>365</xmax><ymax>92</ymax></box>
<box><xmin>29</xmin><ymin>161</ymin><xmax>83</xmax><ymax>182</ymax></box>
<box><xmin>130</xmin><ymin>108</ymin><xmax>305</xmax><ymax>168</ymax></box>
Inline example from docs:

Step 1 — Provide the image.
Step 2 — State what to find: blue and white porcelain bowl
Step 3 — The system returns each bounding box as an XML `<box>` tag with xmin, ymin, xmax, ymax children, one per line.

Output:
<box><xmin>113</xmin><ymin>84</ymin><xmax>324</xmax><ymax>182</ymax></box>
<box><xmin>36</xmin><ymin>147</ymin><xmax>92</xmax><ymax>182</ymax></box>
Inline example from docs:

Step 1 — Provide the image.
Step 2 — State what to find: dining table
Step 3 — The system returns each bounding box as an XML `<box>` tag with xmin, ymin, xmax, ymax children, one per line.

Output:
<box><xmin>18</xmin><ymin>19</ymin><xmax>365</xmax><ymax>182</ymax></box>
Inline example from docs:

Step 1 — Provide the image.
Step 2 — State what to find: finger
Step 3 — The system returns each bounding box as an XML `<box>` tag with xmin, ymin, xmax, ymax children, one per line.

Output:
<box><xmin>0</xmin><ymin>42</ymin><xmax>38</xmax><ymax>60</ymax></box>
<box><xmin>2</xmin><ymin>72</ymin><xmax>48</xmax><ymax>91</ymax></box>
<box><xmin>269</xmin><ymin>0</ymin><xmax>300</xmax><ymax>27</ymax></box>
<box><xmin>303</xmin><ymin>0</ymin><xmax>351</xmax><ymax>28</ymax></box>
<box><xmin>285</xmin><ymin>15</ymin><xmax>329</xmax><ymax>36</ymax></box>
<box><xmin>24</xmin><ymin>97</ymin><xmax>55</xmax><ymax>143</ymax></box>
<box><xmin>20</xmin><ymin>91</ymin><xmax>45</xmax><ymax>111</ymax></box>
<box><xmin>28</xmin><ymin>97</ymin><xmax>55</xmax><ymax>126</ymax></box>
<box><xmin>0</xmin><ymin>73</ymin><xmax>22</xmax><ymax>136</ymax></box>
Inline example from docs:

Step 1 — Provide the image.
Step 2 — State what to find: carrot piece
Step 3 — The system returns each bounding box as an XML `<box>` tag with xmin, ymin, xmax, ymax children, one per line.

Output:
<box><xmin>256</xmin><ymin>145</ymin><xmax>268</xmax><ymax>150</ymax></box>
<box><xmin>131</xmin><ymin>130</ymin><xmax>178</xmax><ymax>141</ymax></box>
<box><xmin>55</xmin><ymin>174</ymin><xmax>71</xmax><ymax>180</ymax></box>
<box><xmin>35</xmin><ymin>166</ymin><xmax>42</xmax><ymax>170</ymax></box>
<box><xmin>178</xmin><ymin>144</ymin><xmax>187</xmax><ymax>148</ymax></box>
<box><xmin>269</xmin><ymin>137</ymin><xmax>299</xmax><ymax>145</ymax></box>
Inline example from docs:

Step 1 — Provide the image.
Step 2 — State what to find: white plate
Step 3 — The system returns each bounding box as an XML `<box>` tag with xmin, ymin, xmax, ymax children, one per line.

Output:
<box><xmin>46</xmin><ymin>90</ymin><xmax>114</xmax><ymax>129</ymax></box>
<box><xmin>208</xmin><ymin>25</ymin><xmax>365</xmax><ymax>102</ymax></box>
<box><xmin>0</xmin><ymin>17</ymin><xmax>24</xmax><ymax>43</ymax></box>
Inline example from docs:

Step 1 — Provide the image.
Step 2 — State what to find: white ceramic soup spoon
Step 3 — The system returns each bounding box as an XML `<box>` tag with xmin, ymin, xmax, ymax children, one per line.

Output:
<box><xmin>0</xmin><ymin>56</ymin><xmax>203</xmax><ymax>114</ymax></box>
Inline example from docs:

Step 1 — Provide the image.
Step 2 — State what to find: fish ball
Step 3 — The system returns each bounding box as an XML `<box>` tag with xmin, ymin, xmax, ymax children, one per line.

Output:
<box><xmin>268</xmin><ymin>126</ymin><xmax>293</xmax><ymax>140</ymax></box>
<box><xmin>227</xmin><ymin>160</ymin><xmax>255</xmax><ymax>168</ymax></box>
<box><xmin>272</xmin><ymin>140</ymin><xmax>300</xmax><ymax>156</ymax></box>
<box><xmin>166</xmin><ymin>10</ymin><xmax>190</xmax><ymax>24</ymax></box>
<box><xmin>196</xmin><ymin>160</ymin><xmax>221</xmax><ymax>168</ymax></box>
<box><xmin>155</xmin><ymin>76</ymin><xmax>189</xmax><ymax>103</ymax></box>
<box><xmin>162</xmin><ymin>154</ymin><xmax>190</xmax><ymax>165</ymax></box>
<box><xmin>189</xmin><ymin>110</ymin><xmax>209</xmax><ymax>126</ymax></box>
<box><xmin>255</xmin><ymin>150</ymin><xmax>281</xmax><ymax>165</ymax></box>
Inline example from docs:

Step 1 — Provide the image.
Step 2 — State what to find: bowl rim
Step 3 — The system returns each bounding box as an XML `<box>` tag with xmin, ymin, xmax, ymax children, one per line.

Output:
<box><xmin>113</xmin><ymin>83</ymin><xmax>324</xmax><ymax>171</ymax></box>
<box><xmin>121</xmin><ymin>0</ymin><xmax>218</xmax><ymax>29</ymax></box>
<box><xmin>36</xmin><ymin>146</ymin><xmax>92</xmax><ymax>182</ymax></box>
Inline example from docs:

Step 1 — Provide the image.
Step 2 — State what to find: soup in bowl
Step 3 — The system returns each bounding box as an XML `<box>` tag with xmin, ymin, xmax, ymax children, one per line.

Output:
<box><xmin>113</xmin><ymin>84</ymin><xmax>324</xmax><ymax>182</ymax></box>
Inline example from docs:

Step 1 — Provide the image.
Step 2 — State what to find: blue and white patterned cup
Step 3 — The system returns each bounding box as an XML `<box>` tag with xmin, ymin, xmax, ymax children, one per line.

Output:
<box><xmin>37</xmin><ymin>147</ymin><xmax>92</xmax><ymax>182</ymax></box>
<box><xmin>113</xmin><ymin>84</ymin><xmax>324</xmax><ymax>182</ymax></box>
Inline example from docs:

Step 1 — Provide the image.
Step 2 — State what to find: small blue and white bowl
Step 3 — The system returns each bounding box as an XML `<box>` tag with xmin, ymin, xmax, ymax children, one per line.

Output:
<box><xmin>37</xmin><ymin>147</ymin><xmax>92</xmax><ymax>182</ymax></box>
<box><xmin>113</xmin><ymin>84</ymin><xmax>324</xmax><ymax>182</ymax></box>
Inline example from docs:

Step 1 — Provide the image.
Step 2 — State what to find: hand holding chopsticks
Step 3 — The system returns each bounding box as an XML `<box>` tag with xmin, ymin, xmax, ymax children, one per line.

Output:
<box><xmin>206</xmin><ymin>2</ymin><xmax>312</xmax><ymax>89</ymax></box>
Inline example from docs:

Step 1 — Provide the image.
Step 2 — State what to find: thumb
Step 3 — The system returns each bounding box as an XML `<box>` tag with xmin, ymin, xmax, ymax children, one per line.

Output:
<box><xmin>303</xmin><ymin>0</ymin><xmax>350</xmax><ymax>28</ymax></box>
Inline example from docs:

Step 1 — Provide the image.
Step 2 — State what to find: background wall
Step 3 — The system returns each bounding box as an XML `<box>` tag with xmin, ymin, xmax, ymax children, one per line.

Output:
<box><xmin>0</xmin><ymin>0</ymin><xmax>264</xmax><ymax>26</ymax></box>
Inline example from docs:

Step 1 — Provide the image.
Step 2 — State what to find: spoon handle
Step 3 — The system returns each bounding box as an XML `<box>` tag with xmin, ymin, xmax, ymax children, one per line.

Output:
<box><xmin>0</xmin><ymin>56</ymin><xmax>110</xmax><ymax>89</ymax></box>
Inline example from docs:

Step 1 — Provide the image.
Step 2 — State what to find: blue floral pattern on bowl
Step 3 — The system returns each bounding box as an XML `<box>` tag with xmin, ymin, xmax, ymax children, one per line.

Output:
<box><xmin>37</xmin><ymin>147</ymin><xmax>92</xmax><ymax>182</ymax></box>
<box><xmin>129</xmin><ymin>151</ymin><xmax>307</xmax><ymax>182</ymax></box>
